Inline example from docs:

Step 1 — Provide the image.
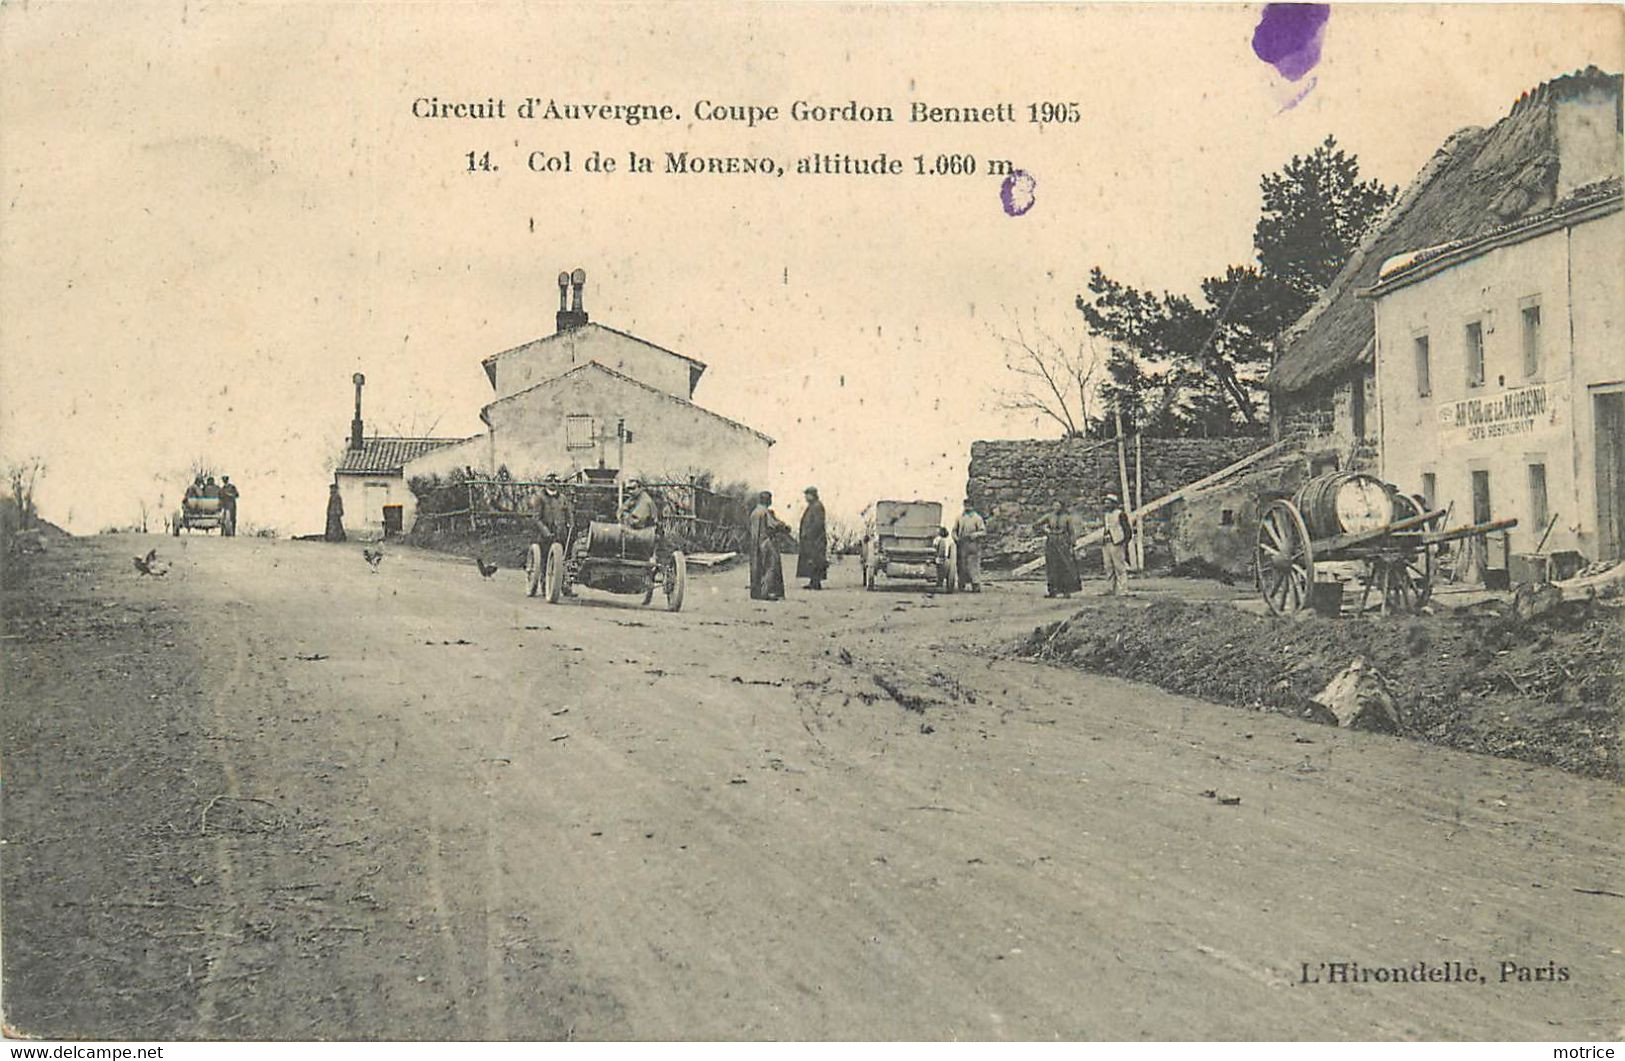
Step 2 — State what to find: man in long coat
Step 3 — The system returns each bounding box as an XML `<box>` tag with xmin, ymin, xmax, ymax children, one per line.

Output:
<box><xmin>797</xmin><ymin>486</ymin><xmax>828</xmax><ymax>590</ymax></box>
<box><xmin>748</xmin><ymin>491</ymin><xmax>787</xmax><ymax>601</ymax></box>
<box><xmin>324</xmin><ymin>482</ymin><xmax>346</xmax><ymax>543</ymax></box>
<box><xmin>1036</xmin><ymin>498</ymin><xmax>1082</xmax><ymax>598</ymax></box>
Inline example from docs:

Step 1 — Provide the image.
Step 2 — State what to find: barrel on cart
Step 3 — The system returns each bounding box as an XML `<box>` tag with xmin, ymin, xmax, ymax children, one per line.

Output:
<box><xmin>1255</xmin><ymin>471</ymin><xmax>1516</xmax><ymax>616</ymax></box>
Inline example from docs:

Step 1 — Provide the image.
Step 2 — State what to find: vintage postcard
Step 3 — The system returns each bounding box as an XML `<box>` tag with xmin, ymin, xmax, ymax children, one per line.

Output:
<box><xmin>1</xmin><ymin>0</ymin><xmax>1621</xmax><ymax>1046</ymax></box>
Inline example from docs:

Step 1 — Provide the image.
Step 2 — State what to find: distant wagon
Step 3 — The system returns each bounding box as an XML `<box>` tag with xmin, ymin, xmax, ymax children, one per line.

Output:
<box><xmin>173</xmin><ymin>494</ymin><xmax>233</xmax><ymax>536</ymax></box>
<box><xmin>524</xmin><ymin>476</ymin><xmax>688</xmax><ymax>612</ymax></box>
<box><xmin>860</xmin><ymin>499</ymin><xmax>954</xmax><ymax>592</ymax></box>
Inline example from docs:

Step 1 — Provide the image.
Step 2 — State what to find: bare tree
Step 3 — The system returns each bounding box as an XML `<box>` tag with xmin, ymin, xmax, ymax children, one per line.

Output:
<box><xmin>5</xmin><ymin>457</ymin><xmax>46</xmax><ymax>529</ymax></box>
<box><xmin>994</xmin><ymin>316</ymin><xmax>1102</xmax><ymax>438</ymax></box>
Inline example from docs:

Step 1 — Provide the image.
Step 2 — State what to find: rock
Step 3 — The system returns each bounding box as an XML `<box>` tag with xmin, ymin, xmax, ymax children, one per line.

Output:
<box><xmin>1512</xmin><ymin>581</ymin><xmax>1564</xmax><ymax>623</ymax></box>
<box><xmin>1309</xmin><ymin>657</ymin><xmax>1400</xmax><ymax>733</ymax></box>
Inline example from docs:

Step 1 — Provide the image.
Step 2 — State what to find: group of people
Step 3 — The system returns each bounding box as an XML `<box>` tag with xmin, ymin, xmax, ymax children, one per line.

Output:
<box><xmin>747</xmin><ymin>490</ymin><xmax>994</xmax><ymax>600</ymax></box>
<box><xmin>185</xmin><ymin>474</ymin><xmax>240</xmax><ymax>535</ymax></box>
<box><xmin>1037</xmin><ymin>492</ymin><xmax>1134</xmax><ymax>598</ymax></box>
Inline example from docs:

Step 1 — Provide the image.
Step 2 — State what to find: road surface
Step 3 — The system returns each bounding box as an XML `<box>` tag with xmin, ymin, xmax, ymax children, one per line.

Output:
<box><xmin>3</xmin><ymin>534</ymin><xmax>1620</xmax><ymax>1040</ymax></box>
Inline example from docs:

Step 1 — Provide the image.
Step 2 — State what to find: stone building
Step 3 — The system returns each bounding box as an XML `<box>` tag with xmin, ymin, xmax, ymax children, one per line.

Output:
<box><xmin>1267</xmin><ymin>67</ymin><xmax>1623</xmax><ymax>483</ymax></box>
<box><xmin>404</xmin><ymin>270</ymin><xmax>773</xmax><ymax>490</ymax></box>
<box><xmin>332</xmin><ymin>373</ymin><xmax>464</xmax><ymax>539</ymax></box>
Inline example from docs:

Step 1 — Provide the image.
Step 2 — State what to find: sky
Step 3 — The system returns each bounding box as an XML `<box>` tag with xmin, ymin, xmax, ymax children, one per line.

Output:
<box><xmin>2</xmin><ymin>2</ymin><xmax>1622</xmax><ymax>534</ymax></box>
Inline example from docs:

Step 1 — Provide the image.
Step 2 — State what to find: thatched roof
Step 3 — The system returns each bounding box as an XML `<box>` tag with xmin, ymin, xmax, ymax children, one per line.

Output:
<box><xmin>1269</xmin><ymin>66</ymin><xmax>1622</xmax><ymax>397</ymax></box>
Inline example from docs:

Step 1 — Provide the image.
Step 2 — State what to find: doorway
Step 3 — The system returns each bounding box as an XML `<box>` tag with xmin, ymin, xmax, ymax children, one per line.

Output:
<box><xmin>1596</xmin><ymin>391</ymin><xmax>1625</xmax><ymax>561</ymax></box>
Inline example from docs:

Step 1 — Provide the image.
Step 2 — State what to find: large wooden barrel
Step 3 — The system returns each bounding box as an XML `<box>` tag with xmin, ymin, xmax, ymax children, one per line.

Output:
<box><xmin>1292</xmin><ymin>472</ymin><xmax>1394</xmax><ymax>539</ymax></box>
<box><xmin>584</xmin><ymin>520</ymin><xmax>657</xmax><ymax>560</ymax></box>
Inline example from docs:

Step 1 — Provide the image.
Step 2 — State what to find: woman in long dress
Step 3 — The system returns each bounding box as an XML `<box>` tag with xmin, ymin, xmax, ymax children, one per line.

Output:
<box><xmin>324</xmin><ymin>483</ymin><xmax>346</xmax><ymax>543</ymax></box>
<box><xmin>1037</xmin><ymin>499</ymin><xmax>1081</xmax><ymax>598</ymax></box>
<box><xmin>748</xmin><ymin>491</ymin><xmax>788</xmax><ymax>600</ymax></box>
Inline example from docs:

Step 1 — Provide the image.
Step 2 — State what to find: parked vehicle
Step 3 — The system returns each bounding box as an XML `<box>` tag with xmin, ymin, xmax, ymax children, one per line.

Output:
<box><xmin>860</xmin><ymin>499</ymin><xmax>954</xmax><ymax>592</ymax></box>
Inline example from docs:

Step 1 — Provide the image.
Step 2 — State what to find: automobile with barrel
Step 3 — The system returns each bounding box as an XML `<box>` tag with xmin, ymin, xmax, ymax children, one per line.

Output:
<box><xmin>1255</xmin><ymin>470</ymin><xmax>1516</xmax><ymax>615</ymax></box>
<box><xmin>860</xmin><ymin>499</ymin><xmax>955</xmax><ymax>592</ymax></box>
<box><xmin>524</xmin><ymin>474</ymin><xmax>688</xmax><ymax>611</ymax></box>
<box><xmin>173</xmin><ymin>494</ymin><xmax>234</xmax><ymax>536</ymax></box>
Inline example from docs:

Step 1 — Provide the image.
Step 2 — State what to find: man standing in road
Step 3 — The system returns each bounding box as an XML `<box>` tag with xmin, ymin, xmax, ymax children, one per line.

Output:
<box><xmin>1101</xmin><ymin>492</ymin><xmax>1133</xmax><ymax>596</ymax></box>
<box><xmin>324</xmin><ymin>482</ymin><xmax>346</xmax><ymax>542</ymax></box>
<box><xmin>954</xmin><ymin>498</ymin><xmax>987</xmax><ymax>592</ymax></box>
<box><xmin>219</xmin><ymin>476</ymin><xmax>240</xmax><ymax>536</ymax></box>
<box><xmin>797</xmin><ymin>486</ymin><xmax>828</xmax><ymax>590</ymax></box>
<box><xmin>748</xmin><ymin>490</ymin><xmax>788</xmax><ymax>601</ymax></box>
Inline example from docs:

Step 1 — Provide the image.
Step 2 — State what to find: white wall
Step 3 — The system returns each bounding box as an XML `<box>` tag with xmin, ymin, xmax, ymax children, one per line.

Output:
<box><xmin>334</xmin><ymin>472</ymin><xmax>414</xmax><ymax>539</ymax></box>
<box><xmin>484</xmin><ymin>365</ymin><xmax>771</xmax><ymax>488</ymax></box>
<box><xmin>1375</xmin><ymin>208</ymin><xmax>1623</xmax><ymax>559</ymax></box>
<box><xmin>490</xmin><ymin>324</ymin><xmax>696</xmax><ymax>402</ymax></box>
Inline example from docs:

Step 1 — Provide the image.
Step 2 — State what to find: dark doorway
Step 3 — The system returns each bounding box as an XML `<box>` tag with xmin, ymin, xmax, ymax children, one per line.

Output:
<box><xmin>1596</xmin><ymin>392</ymin><xmax>1625</xmax><ymax>561</ymax></box>
<box><xmin>1471</xmin><ymin>470</ymin><xmax>1492</xmax><ymax>525</ymax></box>
<box><xmin>1350</xmin><ymin>379</ymin><xmax>1367</xmax><ymax>439</ymax></box>
<box><xmin>382</xmin><ymin>504</ymin><xmax>404</xmax><ymax>539</ymax></box>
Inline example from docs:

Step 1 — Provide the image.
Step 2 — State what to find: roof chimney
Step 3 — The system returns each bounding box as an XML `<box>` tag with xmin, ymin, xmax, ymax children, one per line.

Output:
<box><xmin>350</xmin><ymin>372</ymin><xmax>366</xmax><ymax>451</ymax></box>
<box><xmin>556</xmin><ymin>267</ymin><xmax>589</xmax><ymax>333</ymax></box>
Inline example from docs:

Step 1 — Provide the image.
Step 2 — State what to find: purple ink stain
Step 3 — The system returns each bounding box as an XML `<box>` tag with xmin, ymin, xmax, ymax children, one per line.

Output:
<box><xmin>1252</xmin><ymin>4</ymin><xmax>1330</xmax><ymax>83</ymax></box>
<box><xmin>1001</xmin><ymin>170</ymin><xmax>1036</xmax><ymax>217</ymax></box>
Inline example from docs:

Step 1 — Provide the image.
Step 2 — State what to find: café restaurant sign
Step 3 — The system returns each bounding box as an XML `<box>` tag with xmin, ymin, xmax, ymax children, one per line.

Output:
<box><xmin>1437</xmin><ymin>383</ymin><xmax>1557</xmax><ymax>443</ymax></box>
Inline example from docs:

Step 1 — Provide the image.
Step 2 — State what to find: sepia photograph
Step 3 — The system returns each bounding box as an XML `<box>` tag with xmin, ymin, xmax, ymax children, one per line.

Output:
<box><xmin>1</xmin><ymin>0</ymin><xmax>1622</xmax><ymax>1046</ymax></box>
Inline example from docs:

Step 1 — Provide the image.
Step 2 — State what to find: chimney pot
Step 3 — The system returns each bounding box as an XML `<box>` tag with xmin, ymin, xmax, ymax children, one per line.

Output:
<box><xmin>556</xmin><ymin>267</ymin><xmax>590</xmax><ymax>333</ymax></box>
<box><xmin>350</xmin><ymin>373</ymin><xmax>366</xmax><ymax>451</ymax></box>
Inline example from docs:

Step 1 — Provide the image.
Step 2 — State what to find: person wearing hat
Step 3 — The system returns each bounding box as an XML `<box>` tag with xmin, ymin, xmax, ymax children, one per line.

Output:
<box><xmin>953</xmin><ymin>497</ymin><xmax>988</xmax><ymax>592</ymax></box>
<box><xmin>533</xmin><ymin>473</ymin><xmax>570</xmax><ymax>558</ymax></box>
<box><xmin>796</xmin><ymin>486</ymin><xmax>828</xmax><ymax>590</ymax></box>
<box><xmin>219</xmin><ymin>475</ymin><xmax>240</xmax><ymax>536</ymax></box>
<box><xmin>619</xmin><ymin>477</ymin><xmax>657</xmax><ymax>531</ymax></box>
<box><xmin>324</xmin><ymin>482</ymin><xmax>346</xmax><ymax>542</ymax></box>
<box><xmin>1101</xmin><ymin>491</ymin><xmax>1133</xmax><ymax>595</ymax></box>
<box><xmin>748</xmin><ymin>490</ymin><xmax>788</xmax><ymax>601</ymax></box>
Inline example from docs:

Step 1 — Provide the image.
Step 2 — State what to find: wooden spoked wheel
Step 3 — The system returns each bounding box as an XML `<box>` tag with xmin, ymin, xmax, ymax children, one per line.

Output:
<box><xmin>665</xmin><ymin>551</ymin><xmax>688</xmax><ymax>612</ymax></box>
<box><xmin>1387</xmin><ymin>493</ymin><xmax>1438</xmax><ymax>608</ymax></box>
<box><xmin>525</xmin><ymin>543</ymin><xmax>543</xmax><ymax>597</ymax></box>
<box><xmin>543</xmin><ymin>542</ymin><xmax>565</xmax><ymax>604</ymax></box>
<box><xmin>1256</xmin><ymin>499</ymin><xmax>1315</xmax><ymax>615</ymax></box>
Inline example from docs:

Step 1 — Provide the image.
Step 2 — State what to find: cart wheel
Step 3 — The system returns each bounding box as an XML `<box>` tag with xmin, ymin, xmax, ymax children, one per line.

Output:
<box><xmin>666</xmin><ymin>551</ymin><xmax>687</xmax><ymax>612</ymax></box>
<box><xmin>525</xmin><ymin>543</ymin><xmax>543</xmax><ymax>597</ymax></box>
<box><xmin>1256</xmin><ymin>499</ymin><xmax>1314</xmax><ymax>615</ymax></box>
<box><xmin>543</xmin><ymin>542</ymin><xmax>565</xmax><ymax>604</ymax></box>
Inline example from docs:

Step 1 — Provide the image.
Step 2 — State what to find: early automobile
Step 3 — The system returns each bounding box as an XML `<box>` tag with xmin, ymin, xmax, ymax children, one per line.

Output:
<box><xmin>524</xmin><ymin>477</ymin><xmax>688</xmax><ymax>611</ymax></box>
<box><xmin>860</xmin><ymin>499</ymin><xmax>954</xmax><ymax>592</ymax></box>
<box><xmin>173</xmin><ymin>494</ymin><xmax>233</xmax><ymax>536</ymax></box>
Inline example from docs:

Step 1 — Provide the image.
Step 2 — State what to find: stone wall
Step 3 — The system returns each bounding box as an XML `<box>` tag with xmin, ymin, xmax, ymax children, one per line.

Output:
<box><xmin>966</xmin><ymin>436</ymin><xmax>1269</xmax><ymax>568</ymax></box>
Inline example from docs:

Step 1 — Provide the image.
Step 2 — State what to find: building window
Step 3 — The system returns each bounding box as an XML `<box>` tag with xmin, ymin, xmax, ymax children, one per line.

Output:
<box><xmin>1421</xmin><ymin>472</ymin><xmax>1437</xmax><ymax>511</ymax></box>
<box><xmin>565</xmin><ymin>414</ymin><xmax>596</xmax><ymax>450</ymax></box>
<box><xmin>1521</xmin><ymin>304</ymin><xmax>1542</xmax><ymax>378</ymax></box>
<box><xmin>1465</xmin><ymin>321</ymin><xmax>1485</xmax><ymax>388</ymax></box>
<box><xmin>1527</xmin><ymin>462</ymin><xmax>1549</xmax><ymax>532</ymax></box>
<box><xmin>1220</xmin><ymin>509</ymin><xmax>1234</xmax><ymax>526</ymax></box>
<box><xmin>1414</xmin><ymin>335</ymin><xmax>1431</xmax><ymax>397</ymax></box>
<box><xmin>1350</xmin><ymin>377</ymin><xmax>1367</xmax><ymax>439</ymax></box>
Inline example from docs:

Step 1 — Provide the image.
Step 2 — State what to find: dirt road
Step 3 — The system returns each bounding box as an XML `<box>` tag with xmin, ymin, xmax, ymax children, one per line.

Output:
<box><xmin>3</xmin><ymin>534</ymin><xmax>1620</xmax><ymax>1040</ymax></box>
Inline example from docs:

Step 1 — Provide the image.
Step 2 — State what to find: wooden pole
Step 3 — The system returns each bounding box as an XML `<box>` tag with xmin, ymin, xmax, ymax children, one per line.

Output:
<box><xmin>1113</xmin><ymin>410</ymin><xmax>1131</xmax><ymax>573</ymax></box>
<box><xmin>1133</xmin><ymin>434</ymin><xmax>1145</xmax><ymax>571</ymax></box>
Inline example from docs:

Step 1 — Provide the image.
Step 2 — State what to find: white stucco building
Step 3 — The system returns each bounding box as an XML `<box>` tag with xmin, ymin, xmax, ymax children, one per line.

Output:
<box><xmin>403</xmin><ymin>269</ymin><xmax>773</xmax><ymax>491</ymax></box>
<box><xmin>1367</xmin><ymin>180</ymin><xmax>1624</xmax><ymax>562</ymax></box>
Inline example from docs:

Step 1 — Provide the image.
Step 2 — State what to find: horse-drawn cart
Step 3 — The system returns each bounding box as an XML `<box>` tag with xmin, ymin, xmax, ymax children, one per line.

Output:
<box><xmin>1255</xmin><ymin>471</ymin><xmax>1516</xmax><ymax>616</ymax></box>
<box><xmin>523</xmin><ymin>479</ymin><xmax>688</xmax><ymax>612</ymax></box>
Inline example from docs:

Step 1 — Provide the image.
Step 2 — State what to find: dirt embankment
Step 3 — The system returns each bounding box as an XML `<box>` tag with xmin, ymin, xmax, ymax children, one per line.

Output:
<box><xmin>1017</xmin><ymin>597</ymin><xmax>1622</xmax><ymax>781</ymax></box>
